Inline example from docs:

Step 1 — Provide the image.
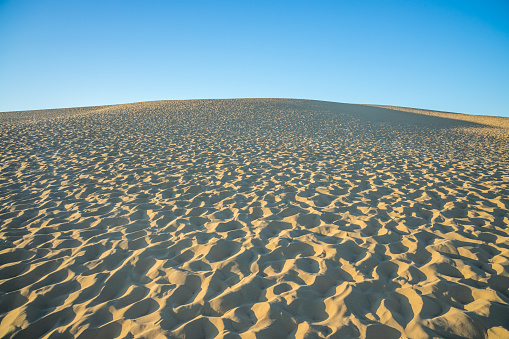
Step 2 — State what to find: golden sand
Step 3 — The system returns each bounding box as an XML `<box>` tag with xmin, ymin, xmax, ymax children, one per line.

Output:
<box><xmin>0</xmin><ymin>99</ymin><xmax>508</xmax><ymax>338</ymax></box>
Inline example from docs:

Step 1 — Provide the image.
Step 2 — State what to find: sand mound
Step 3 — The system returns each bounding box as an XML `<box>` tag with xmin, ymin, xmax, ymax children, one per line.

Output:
<box><xmin>1</xmin><ymin>99</ymin><xmax>508</xmax><ymax>338</ymax></box>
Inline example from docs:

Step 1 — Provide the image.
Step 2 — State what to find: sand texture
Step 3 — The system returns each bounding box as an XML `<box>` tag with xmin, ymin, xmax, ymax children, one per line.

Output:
<box><xmin>1</xmin><ymin>99</ymin><xmax>508</xmax><ymax>338</ymax></box>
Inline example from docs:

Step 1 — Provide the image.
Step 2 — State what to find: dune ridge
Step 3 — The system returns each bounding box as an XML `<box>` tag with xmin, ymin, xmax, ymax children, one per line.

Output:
<box><xmin>0</xmin><ymin>99</ymin><xmax>508</xmax><ymax>338</ymax></box>
<box><xmin>365</xmin><ymin>104</ymin><xmax>509</xmax><ymax>129</ymax></box>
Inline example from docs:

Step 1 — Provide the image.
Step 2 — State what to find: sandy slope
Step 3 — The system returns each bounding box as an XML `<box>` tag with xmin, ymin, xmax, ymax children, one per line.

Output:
<box><xmin>0</xmin><ymin>99</ymin><xmax>508</xmax><ymax>338</ymax></box>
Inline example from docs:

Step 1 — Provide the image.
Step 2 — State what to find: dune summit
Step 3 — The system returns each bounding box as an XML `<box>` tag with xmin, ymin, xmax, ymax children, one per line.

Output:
<box><xmin>0</xmin><ymin>99</ymin><xmax>508</xmax><ymax>338</ymax></box>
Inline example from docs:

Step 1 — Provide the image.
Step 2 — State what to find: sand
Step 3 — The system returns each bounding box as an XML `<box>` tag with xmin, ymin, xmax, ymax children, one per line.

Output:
<box><xmin>0</xmin><ymin>99</ymin><xmax>508</xmax><ymax>338</ymax></box>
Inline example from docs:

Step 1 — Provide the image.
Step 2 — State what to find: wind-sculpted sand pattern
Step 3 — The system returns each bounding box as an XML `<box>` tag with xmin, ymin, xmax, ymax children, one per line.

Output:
<box><xmin>1</xmin><ymin>99</ymin><xmax>508</xmax><ymax>338</ymax></box>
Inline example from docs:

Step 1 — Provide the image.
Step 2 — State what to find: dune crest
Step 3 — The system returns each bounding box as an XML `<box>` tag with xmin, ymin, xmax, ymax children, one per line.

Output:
<box><xmin>1</xmin><ymin>99</ymin><xmax>508</xmax><ymax>338</ymax></box>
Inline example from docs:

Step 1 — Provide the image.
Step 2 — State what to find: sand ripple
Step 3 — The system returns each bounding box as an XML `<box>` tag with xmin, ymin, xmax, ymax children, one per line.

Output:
<box><xmin>1</xmin><ymin>99</ymin><xmax>508</xmax><ymax>338</ymax></box>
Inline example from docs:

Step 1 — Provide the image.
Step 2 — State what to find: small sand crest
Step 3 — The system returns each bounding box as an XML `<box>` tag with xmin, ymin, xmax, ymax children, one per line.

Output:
<box><xmin>1</xmin><ymin>99</ymin><xmax>508</xmax><ymax>338</ymax></box>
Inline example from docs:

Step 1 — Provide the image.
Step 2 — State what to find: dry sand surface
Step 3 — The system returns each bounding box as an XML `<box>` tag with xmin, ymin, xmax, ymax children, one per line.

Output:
<box><xmin>0</xmin><ymin>99</ymin><xmax>508</xmax><ymax>338</ymax></box>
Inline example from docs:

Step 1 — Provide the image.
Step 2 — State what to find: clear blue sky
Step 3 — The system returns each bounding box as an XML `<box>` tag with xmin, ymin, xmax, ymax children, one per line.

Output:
<box><xmin>1</xmin><ymin>0</ymin><xmax>508</xmax><ymax>116</ymax></box>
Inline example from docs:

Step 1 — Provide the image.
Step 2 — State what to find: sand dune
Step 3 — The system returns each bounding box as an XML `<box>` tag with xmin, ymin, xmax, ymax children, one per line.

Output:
<box><xmin>0</xmin><ymin>99</ymin><xmax>508</xmax><ymax>338</ymax></box>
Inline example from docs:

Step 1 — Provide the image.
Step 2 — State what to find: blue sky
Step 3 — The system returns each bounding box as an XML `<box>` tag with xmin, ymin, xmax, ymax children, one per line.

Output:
<box><xmin>1</xmin><ymin>0</ymin><xmax>508</xmax><ymax>116</ymax></box>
